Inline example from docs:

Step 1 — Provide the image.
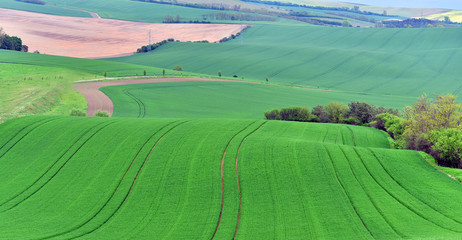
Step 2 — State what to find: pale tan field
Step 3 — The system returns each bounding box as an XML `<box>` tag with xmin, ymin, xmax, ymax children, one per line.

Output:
<box><xmin>0</xmin><ymin>8</ymin><xmax>247</xmax><ymax>59</ymax></box>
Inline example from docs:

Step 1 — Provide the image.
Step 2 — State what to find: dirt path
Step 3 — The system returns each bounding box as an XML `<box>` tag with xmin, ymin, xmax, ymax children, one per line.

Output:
<box><xmin>73</xmin><ymin>78</ymin><xmax>257</xmax><ymax>117</ymax></box>
<box><xmin>0</xmin><ymin>8</ymin><xmax>246</xmax><ymax>58</ymax></box>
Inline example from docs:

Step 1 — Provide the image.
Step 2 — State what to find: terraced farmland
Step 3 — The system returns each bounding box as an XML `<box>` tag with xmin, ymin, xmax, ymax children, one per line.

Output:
<box><xmin>1</xmin><ymin>116</ymin><xmax>462</xmax><ymax>239</ymax></box>
<box><xmin>110</xmin><ymin>24</ymin><xmax>462</xmax><ymax>98</ymax></box>
<box><xmin>101</xmin><ymin>81</ymin><xmax>413</xmax><ymax>119</ymax></box>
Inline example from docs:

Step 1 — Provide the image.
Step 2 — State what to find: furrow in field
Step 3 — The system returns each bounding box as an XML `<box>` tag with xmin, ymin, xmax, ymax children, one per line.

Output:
<box><xmin>323</xmin><ymin>145</ymin><xmax>375</xmax><ymax>239</ymax></box>
<box><xmin>42</xmin><ymin>121</ymin><xmax>187</xmax><ymax>240</ymax></box>
<box><xmin>0</xmin><ymin>117</ymin><xmax>51</xmax><ymax>152</ymax></box>
<box><xmin>368</xmin><ymin>149</ymin><xmax>462</xmax><ymax>226</ymax></box>
<box><xmin>353</xmin><ymin>148</ymin><xmax>462</xmax><ymax>234</ymax></box>
<box><xmin>0</xmin><ymin>117</ymin><xmax>62</xmax><ymax>159</ymax></box>
<box><xmin>0</xmin><ymin>121</ymin><xmax>108</xmax><ymax>208</ymax></box>
<box><xmin>211</xmin><ymin>120</ymin><xmax>258</xmax><ymax>240</ymax></box>
<box><xmin>338</xmin><ymin>146</ymin><xmax>402</xmax><ymax>238</ymax></box>
<box><xmin>123</xmin><ymin>89</ymin><xmax>146</xmax><ymax>118</ymax></box>
<box><xmin>0</xmin><ymin>121</ymin><xmax>116</xmax><ymax>213</ymax></box>
<box><xmin>233</xmin><ymin>121</ymin><xmax>267</xmax><ymax>239</ymax></box>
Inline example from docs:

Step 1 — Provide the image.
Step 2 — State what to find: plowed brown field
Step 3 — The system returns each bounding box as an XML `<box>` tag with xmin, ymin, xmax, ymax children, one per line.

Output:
<box><xmin>0</xmin><ymin>8</ymin><xmax>246</xmax><ymax>58</ymax></box>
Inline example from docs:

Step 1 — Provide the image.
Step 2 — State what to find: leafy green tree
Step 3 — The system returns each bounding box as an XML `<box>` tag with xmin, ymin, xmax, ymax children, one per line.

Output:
<box><xmin>162</xmin><ymin>69</ymin><xmax>166</xmax><ymax>76</ymax></box>
<box><xmin>104</xmin><ymin>71</ymin><xmax>107</xmax><ymax>79</ymax></box>
<box><xmin>325</xmin><ymin>102</ymin><xmax>348</xmax><ymax>123</ymax></box>
<box><xmin>173</xmin><ymin>65</ymin><xmax>183</xmax><ymax>71</ymax></box>
<box><xmin>342</xmin><ymin>20</ymin><xmax>351</xmax><ymax>27</ymax></box>
<box><xmin>70</xmin><ymin>108</ymin><xmax>86</xmax><ymax>117</ymax></box>
<box><xmin>218</xmin><ymin>71</ymin><xmax>222</xmax><ymax>78</ymax></box>
<box><xmin>144</xmin><ymin>70</ymin><xmax>146</xmax><ymax>76</ymax></box>
<box><xmin>311</xmin><ymin>105</ymin><xmax>328</xmax><ymax>122</ymax></box>
<box><xmin>428</xmin><ymin>128</ymin><xmax>462</xmax><ymax>168</ymax></box>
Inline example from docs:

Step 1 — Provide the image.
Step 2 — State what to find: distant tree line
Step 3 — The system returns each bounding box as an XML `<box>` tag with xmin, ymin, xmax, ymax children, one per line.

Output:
<box><xmin>219</xmin><ymin>26</ymin><xmax>250</xmax><ymax>43</ymax></box>
<box><xmin>289</xmin><ymin>11</ymin><xmax>342</xmax><ymax>20</ymax></box>
<box><xmin>240</xmin><ymin>0</ymin><xmax>397</xmax><ymax>17</ymax></box>
<box><xmin>163</xmin><ymin>14</ymin><xmax>211</xmax><ymax>24</ymax></box>
<box><xmin>0</xmin><ymin>28</ymin><xmax>28</xmax><ymax>52</ymax></box>
<box><xmin>134</xmin><ymin>0</ymin><xmax>241</xmax><ymax>11</ymax></box>
<box><xmin>326</xmin><ymin>12</ymin><xmax>377</xmax><ymax>23</ymax></box>
<box><xmin>382</xmin><ymin>18</ymin><xmax>453</xmax><ymax>28</ymax></box>
<box><xmin>264</xmin><ymin>102</ymin><xmax>397</xmax><ymax>125</ymax></box>
<box><xmin>202</xmin><ymin>12</ymin><xmax>276</xmax><ymax>22</ymax></box>
<box><xmin>15</xmin><ymin>0</ymin><xmax>45</xmax><ymax>5</ymax></box>
<box><xmin>136</xmin><ymin>38</ymin><xmax>175</xmax><ymax>53</ymax></box>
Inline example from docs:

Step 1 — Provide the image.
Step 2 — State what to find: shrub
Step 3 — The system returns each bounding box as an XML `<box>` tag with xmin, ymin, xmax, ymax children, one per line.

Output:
<box><xmin>173</xmin><ymin>65</ymin><xmax>183</xmax><ymax>71</ymax></box>
<box><xmin>311</xmin><ymin>105</ymin><xmax>328</xmax><ymax>122</ymax></box>
<box><xmin>341</xmin><ymin>117</ymin><xmax>361</xmax><ymax>125</ymax></box>
<box><xmin>264</xmin><ymin>109</ymin><xmax>280</xmax><ymax>120</ymax></box>
<box><xmin>325</xmin><ymin>102</ymin><xmax>348</xmax><ymax>123</ymax></box>
<box><xmin>428</xmin><ymin>129</ymin><xmax>462</xmax><ymax>168</ymax></box>
<box><xmin>95</xmin><ymin>110</ymin><xmax>110</xmax><ymax>117</ymax></box>
<box><xmin>70</xmin><ymin>108</ymin><xmax>86</xmax><ymax>117</ymax></box>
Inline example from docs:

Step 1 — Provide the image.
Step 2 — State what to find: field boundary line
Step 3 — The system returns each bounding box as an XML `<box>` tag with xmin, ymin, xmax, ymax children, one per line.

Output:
<box><xmin>421</xmin><ymin>155</ymin><xmax>460</xmax><ymax>182</ymax></box>
<box><xmin>0</xmin><ymin>117</ymin><xmax>51</xmax><ymax>153</ymax></box>
<box><xmin>323</xmin><ymin>145</ymin><xmax>375</xmax><ymax>239</ymax></box>
<box><xmin>1</xmin><ymin>121</ymin><xmax>116</xmax><ymax>214</ymax></box>
<box><xmin>353</xmin><ymin>148</ymin><xmax>462</xmax><ymax>233</ymax></box>
<box><xmin>0</xmin><ymin>121</ymin><xmax>108</xmax><ymax>207</ymax></box>
<box><xmin>369</xmin><ymin>149</ymin><xmax>462</xmax><ymax>226</ymax></box>
<box><xmin>233</xmin><ymin>121</ymin><xmax>267</xmax><ymax>239</ymax></box>
<box><xmin>62</xmin><ymin>121</ymin><xmax>188</xmax><ymax>240</ymax></box>
<box><xmin>211</xmin><ymin>120</ymin><xmax>259</xmax><ymax>240</ymax></box>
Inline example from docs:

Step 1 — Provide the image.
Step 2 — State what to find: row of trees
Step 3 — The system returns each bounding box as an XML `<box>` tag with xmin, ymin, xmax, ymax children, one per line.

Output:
<box><xmin>0</xmin><ymin>28</ymin><xmax>28</xmax><ymax>52</ymax></box>
<box><xmin>15</xmin><ymin>0</ymin><xmax>45</xmax><ymax>5</ymax></box>
<box><xmin>218</xmin><ymin>26</ymin><xmax>250</xmax><ymax>43</ymax></box>
<box><xmin>264</xmin><ymin>101</ymin><xmax>397</xmax><ymax>125</ymax></box>
<box><xmin>202</xmin><ymin>12</ymin><xmax>276</xmax><ymax>22</ymax></box>
<box><xmin>136</xmin><ymin>38</ymin><xmax>175</xmax><ymax>53</ymax></box>
<box><xmin>378</xmin><ymin>94</ymin><xmax>462</xmax><ymax>168</ymax></box>
<box><xmin>265</xmin><ymin>95</ymin><xmax>462</xmax><ymax>169</ymax></box>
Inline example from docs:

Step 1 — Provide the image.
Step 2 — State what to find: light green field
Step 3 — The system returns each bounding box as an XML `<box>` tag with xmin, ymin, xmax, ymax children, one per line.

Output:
<box><xmin>0</xmin><ymin>50</ymin><xmax>188</xmax><ymax>122</ymax></box>
<box><xmin>110</xmin><ymin>24</ymin><xmax>462</xmax><ymax>98</ymax></box>
<box><xmin>1</xmin><ymin>116</ymin><xmax>461</xmax><ymax>239</ymax></box>
<box><xmin>101</xmin><ymin>81</ymin><xmax>413</xmax><ymax>119</ymax></box>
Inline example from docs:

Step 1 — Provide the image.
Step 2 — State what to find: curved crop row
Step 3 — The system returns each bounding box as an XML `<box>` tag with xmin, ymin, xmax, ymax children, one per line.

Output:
<box><xmin>1</xmin><ymin>117</ymin><xmax>462</xmax><ymax>239</ymax></box>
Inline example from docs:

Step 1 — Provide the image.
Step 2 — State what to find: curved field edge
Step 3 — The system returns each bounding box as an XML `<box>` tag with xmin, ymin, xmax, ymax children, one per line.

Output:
<box><xmin>0</xmin><ymin>116</ymin><xmax>461</xmax><ymax>239</ymax></box>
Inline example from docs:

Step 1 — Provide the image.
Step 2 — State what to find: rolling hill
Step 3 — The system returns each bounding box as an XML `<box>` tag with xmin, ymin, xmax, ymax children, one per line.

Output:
<box><xmin>109</xmin><ymin>24</ymin><xmax>462</xmax><ymax>98</ymax></box>
<box><xmin>1</xmin><ymin>116</ymin><xmax>462</xmax><ymax>239</ymax></box>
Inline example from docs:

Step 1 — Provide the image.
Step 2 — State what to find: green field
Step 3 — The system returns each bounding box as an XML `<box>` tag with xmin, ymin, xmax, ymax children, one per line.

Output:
<box><xmin>101</xmin><ymin>81</ymin><xmax>413</xmax><ymax>119</ymax></box>
<box><xmin>0</xmin><ymin>50</ymin><xmax>189</xmax><ymax>122</ymax></box>
<box><xmin>109</xmin><ymin>24</ymin><xmax>462</xmax><ymax>98</ymax></box>
<box><xmin>1</xmin><ymin>116</ymin><xmax>461</xmax><ymax>239</ymax></box>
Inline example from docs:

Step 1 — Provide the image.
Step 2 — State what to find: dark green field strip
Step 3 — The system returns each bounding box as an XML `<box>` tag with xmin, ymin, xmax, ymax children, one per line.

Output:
<box><xmin>73</xmin><ymin>120</ymin><xmax>260</xmax><ymax>239</ymax></box>
<box><xmin>40</xmin><ymin>121</ymin><xmax>185</xmax><ymax>239</ymax></box>
<box><xmin>0</xmin><ymin>118</ymin><xmax>110</xmax><ymax>209</ymax></box>
<box><xmin>0</xmin><ymin>119</ymin><xmax>177</xmax><ymax>238</ymax></box>
<box><xmin>370</xmin><ymin>149</ymin><xmax>462</xmax><ymax>224</ymax></box>
<box><xmin>0</xmin><ymin>117</ymin><xmax>63</xmax><ymax>160</ymax></box>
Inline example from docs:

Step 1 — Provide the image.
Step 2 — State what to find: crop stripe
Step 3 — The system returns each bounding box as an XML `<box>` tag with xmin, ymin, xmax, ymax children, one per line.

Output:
<box><xmin>0</xmin><ymin>121</ymin><xmax>108</xmax><ymax>207</ymax></box>
<box><xmin>369</xmin><ymin>149</ymin><xmax>462</xmax><ymax>226</ymax></box>
<box><xmin>0</xmin><ymin>117</ymin><xmax>62</xmax><ymax>159</ymax></box>
<box><xmin>210</xmin><ymin>120</ymin><xmax>259</xmax><ymax>240</ymax></box>
<box><xmin>353</xmin><ymin>148</ymin><xmax>462</xmax><ymax>233</ymax></box>
<box><xmin>1</xmin><ymin>121</ymin><xmax>115</xmax><ymax>214</ymax></box>
<box><xmin>323</xmin><ymin>146</ymin><xmax>375</xmax><ymax>239</ymax></box>
<box><xmin>233</xmin><ymin>121</ymin><xmax>267</xmax><ymax>239</ymax></box>
<box><xmin>60</xmin><ymin>121</ymin><xmax>188</xmax><ymax>240</ymax></box>
<box><xmin>123</xmin><ymin>89</ymin><xmax>146</xmax><ymax>118</ymax></box>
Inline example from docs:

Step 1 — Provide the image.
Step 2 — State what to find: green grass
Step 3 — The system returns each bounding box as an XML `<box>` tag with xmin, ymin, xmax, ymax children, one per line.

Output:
<box><xmin>109</xmin><ymin>24</ymin><xmax>462</xmax><ymax>99</ymax></box>
<box><xmin>101</xmin><ymin>81</ymin><xmax>414</xmax><ymax>119</ymax></box>
<box><xmin>1</xmin><ymin>116</ymin><xmax>462</xmax><ymax>239</ymax></box>
<box><xmin>0</xmin><ymin>50</ymin><xmax>188</xmax><ymax>122</ymax></box>
<box><xmin>0</xmin><ymin>0</ymin><xmax>91</xmax><ymax>17</ymax></box>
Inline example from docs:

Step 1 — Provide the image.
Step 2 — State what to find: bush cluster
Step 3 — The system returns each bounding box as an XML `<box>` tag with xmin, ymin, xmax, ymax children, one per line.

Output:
<box><xmin>0</xmin><ymin>28</ymin><xmax>28</xmax><ymax>52</ymax></box>
<box><xmin>265</xmin><ymin>101</ymin><xmax>397</xmax><ymax>125</ymax></box>
<box><xmin>136</xmin><ymin>39</ymin><xmax>175</xmax><ymax>53</ymax></box>
<box><xmin>376</xmin><ymin>94</ymin><xmax>462</xmax><ymax>168</ymax></box>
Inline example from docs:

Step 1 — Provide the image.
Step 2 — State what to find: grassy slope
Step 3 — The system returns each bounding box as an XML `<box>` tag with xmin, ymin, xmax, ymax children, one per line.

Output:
<box><xmin>110</xmin><ymin>24</ymin><xmax>462</xmax><ymax>99</ymax></box>
<box><xmin>0</xmin><ymin>116</ymin><xmax>461</xmax><ymax>239</ymax></box>
<box><xmin>102</xmin><ymin>81</ymin><xmax>413</xmax><ymax>119</ymax></box>
<box><xmin>0</xmin><ymin>50</ymin><xmax>185</xmax><ymax>122</ymax></box>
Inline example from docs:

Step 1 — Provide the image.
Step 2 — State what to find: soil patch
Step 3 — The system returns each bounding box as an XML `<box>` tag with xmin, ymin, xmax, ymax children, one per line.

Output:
<box><xmin>0</xmin><ymin>8</ymin><xmax>247</xmax><ymax>58</ymax></box>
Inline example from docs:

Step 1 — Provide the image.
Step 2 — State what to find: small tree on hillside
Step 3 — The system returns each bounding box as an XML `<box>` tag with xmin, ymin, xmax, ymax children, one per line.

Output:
<box><xmin>104</xmin><ymin>71</ymin><xmax>107</xmax><ymax>79</ymax></box>
<box><xmin>218</xmin><ymin>71</ymin><xmax>222</xmax><ymax>78</ymax></box>
<box><xmin>144</xmin><ymin>70</ymin><xmax>147</xmax><ymax>76</ymax></box>
<box><xmin>173</xmin><ymin>65</ymin><xmax>183</xmax><ymax>71</ymax></box>
<box><xmin>162</xmin><ymin>69</ymin><xmax>166</xmax><ymax>76</ymax></box>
